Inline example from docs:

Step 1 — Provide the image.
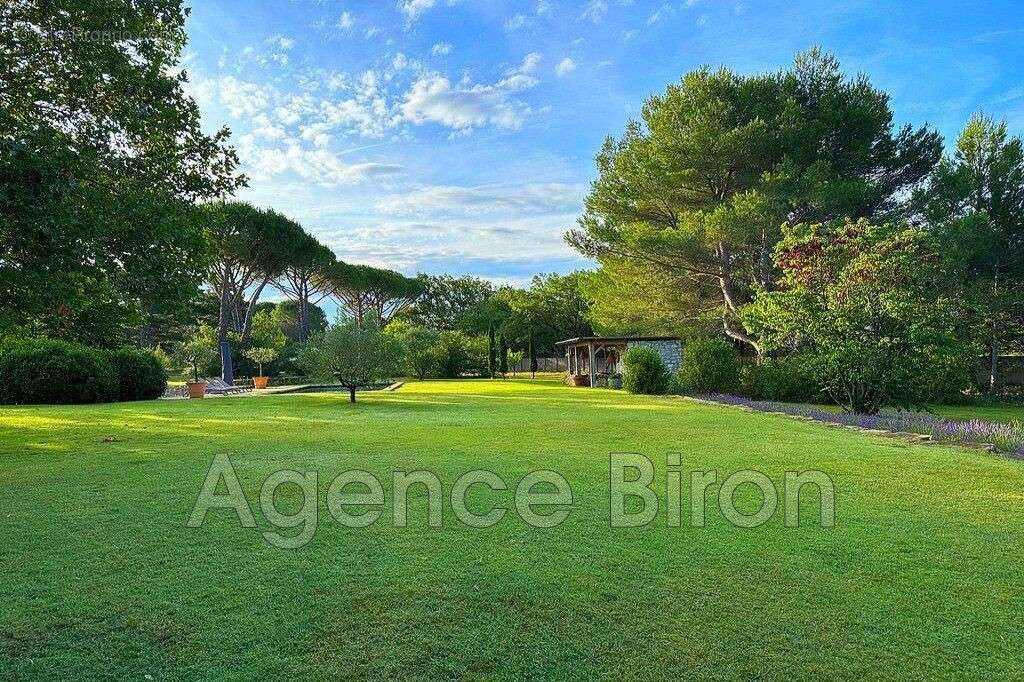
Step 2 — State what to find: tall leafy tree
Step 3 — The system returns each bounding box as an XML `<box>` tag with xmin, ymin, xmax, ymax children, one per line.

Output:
<box><xmin>202</xmin><ymin>202</ymin><xmax>305</xmax><ymax>382</ymax></box>
<box><xmin>500</xmin><ymin>273</ymin><xmax>593</xmax><ymax>356</ymax></box>
<box><xmin>498</xmin><ymin>333</ymin><xmax>509</xmax><ymax>375</ymax></box>
<box><xmin>404</xmin><ymin>275</ymin><xmax>495</xmax><ymax>331</ymax></box>
<box><xmin>916</xmin><ymin>115</ymin><xmax>1024</xmax><ymax>392</ymax></box>
<box><xmin>326</xmin><ymin>263</ymin><xmax>424</xmax><ymax>328</ymax></box>
<box><xmin>272</xmin><ymin>232</ymin><xmax>336</xmax><ymax>342</ymax></box>
<box><xmin>0</xmin><ymin>0</ymin><xmax>243</xmax><ymax>343</ymax></box>
<box><xmin>581</xmin><ymin>258</ymin><xmax>714</xmax><ymax>338</ymax></box>
<box><xmin>745</xmin><ymin>220</ymin><xmax>974</xmax><ymax>413</ymax></box>
<box><xmin>568</xmin><ymin>49</ymin><xmax>941</xmax><ymax>355</ymax></box>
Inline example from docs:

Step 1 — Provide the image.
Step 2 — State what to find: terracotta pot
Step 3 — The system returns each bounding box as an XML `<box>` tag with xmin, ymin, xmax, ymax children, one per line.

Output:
<box><xmin>253</xmin><ymin>376</ymin><xmax>269</xmax><ymax>390</ymax></box>
<box><xmin>186</xmin><ymin>381</ymin><xmax>207</xmax><ymax>399</ymax></box>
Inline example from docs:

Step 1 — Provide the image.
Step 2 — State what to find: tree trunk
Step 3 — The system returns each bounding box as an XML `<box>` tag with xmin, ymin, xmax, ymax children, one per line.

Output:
<box><xmin>218</xmin><ymin>280</ymin><xmax>234</xmax><ymax>384</ymax></box>
<box><xmin>239</xmin><ymin>278</ymin><xmax>269</xmax><ymax>346</ymax></box>
<box><xmin>348</xmin><ymin>386</ymin><xmax>356</xmax><ymax>403</ymax></box>
<box><xmin>220</xmin><ymin>341</ymin><xmax>234</xmax><ymax>384</ymax></box>
<box><xmin>717</xmin><ymin>243</ymin><xmax>763</xmax><ymax>357</ymax></box>
<box><xmin>989</xmin><ymin>335</ymin><xmax>1000</xmax><ymax>395</ymax></box>
<box><xmin>299</xmin><ymin>281</ymin><xmax>309</xmax><ymax>342</ymax></box>
<box><xmin>988</xmin><ymin>270</ymin><xmax>1001</xmax><ymax>395</ymax></box>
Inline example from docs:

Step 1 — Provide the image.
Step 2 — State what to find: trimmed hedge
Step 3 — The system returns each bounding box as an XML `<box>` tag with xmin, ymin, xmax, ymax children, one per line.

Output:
<box><xmin>622</xmin><ymin>346</ymin><xmax>670</xmax><ymax>395</ymax></box>
<box><xmin>740</xmin><ymin>355</ymin><xmax>820</xmax><ymax>403</ymax></box>
<box><xmin>678</xmin><ymin>338</ymin><xmax>740</xmax><ymax>393</ymax></box>
<box><xmin>0</xmin><ymin>338</ymin><xmax>118</xmax><ymax>405</ymax></box>
<box><xmin>108</xmin><ymin>348</ymin><xmax>168</xmax><ymax>401</ymax></box>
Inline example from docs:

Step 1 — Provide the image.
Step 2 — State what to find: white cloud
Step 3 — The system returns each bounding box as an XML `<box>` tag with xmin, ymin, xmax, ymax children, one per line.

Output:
<box><xmin>399</xmin><ymin>0</ymin><xmax>454</xmax><ymax>22</ymax></box>
<box><xmin>497</xmin><ymin>52</ymin><xmax>543</xmax><ymax>90</ymax></box>
<box><xmin>581</xmin><ymin>0</ymin><xmax>608</xmax><ymax>22</ymax></box>
<box><xmin>536</xmin><ymin>0</ymin><xmax>552</xmax><ymax>14</ymax></box>
<box><xmin>216</xmin><ymin>75</ymin><xmax>273</xmax><ymax>118</ymax></box>
<box><xmin>337</xmin><ymin>11</ymin><xmax>355</xmax><ymax>29</ymax></box>
<box><xmin>431</xmin><ymin>42</ymin><xmax>453</xmax><ymax>56</ymax></box>
<box><xmin>266</xmin><ymin>35</ymin><xmax>296</xmax><ymax>50</ymax></box>
<box><xmin>622</xmin><ymin>28</ymin><xmax>639</xmax><ymax>41</ymax></box>
<box><xmin>252</xmin><ymin>114</ymin><xmax>287</xmax><ymax>140</ymax></box>
<box><xmin>243</xmin><ymin>143</ymin><xmax>403</xmax><ymax>186</ymax></box>
<box><xmin>555</xmin><ymin>57</ymin><xmax>577</xmax><ymax>77</ymax></box>
<box><xmin>316</xmin><ymin>212</ymin><xmax>583</xmax><ymax>275</ymax></box>
<box><xmin>505</xmin><ymin>14</ymin><xmax>528</xmax><ymax>31</ymax></box>
<box><xmin>399</xmin><ymin>52</ymin><xmax>542</xmax><ymax>132</ymax></box>
<box><xmin>400</xmin><ymin>75</ymin><xmax>528</xmax><ymax>131</ymax></box>
<box><xmin>376</xmin><ymin>183</ymin><xmax>586</xmax><ymax>216</ymax></box>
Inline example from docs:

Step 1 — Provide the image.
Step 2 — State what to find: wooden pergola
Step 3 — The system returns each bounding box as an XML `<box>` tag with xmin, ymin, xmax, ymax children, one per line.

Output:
<box><xmin>556</xmin><ymin>336</ymin><xmax>681</xmax><ymax>388</ymax></box>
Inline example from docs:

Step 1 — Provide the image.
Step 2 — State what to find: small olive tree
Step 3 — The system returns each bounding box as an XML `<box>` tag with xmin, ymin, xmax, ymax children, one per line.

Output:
<box><xmin>299</xmin><ymin>317</ymin><xmax>402</xmax><ymax>403</ymax></box>
<box><xmin>243</xmin><ymin>347</ymin><xmax>280</xmax><ymax>378</ymax></box>
<box><xmin>176</xmin><ymin>326</ymin><xmax>218</xmax><ymax>384</ymax></box>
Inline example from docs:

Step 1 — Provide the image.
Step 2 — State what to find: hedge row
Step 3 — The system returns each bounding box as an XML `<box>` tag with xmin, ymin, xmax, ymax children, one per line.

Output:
<box><xmin>622</xmin><ymin>338</ymin><xmax>823</xmax><ymax>402</ymax></box>
<box><xmin>0</xmin><ymin>338</ymin><xmax>167</xmax><ymax>405</ymax></box>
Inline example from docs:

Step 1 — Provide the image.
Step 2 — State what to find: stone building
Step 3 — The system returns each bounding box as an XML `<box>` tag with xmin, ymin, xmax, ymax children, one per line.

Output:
<box><xmin>555</xmin><ymin>336</ymin><xmax>682</xmax><ymax>387</ymax></box>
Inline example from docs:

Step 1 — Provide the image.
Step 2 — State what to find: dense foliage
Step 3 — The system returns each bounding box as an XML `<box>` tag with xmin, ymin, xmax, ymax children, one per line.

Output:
<box><xmin>745</xmin><ymin>220</ymin><xmax>975</xmax><ymax>413</ymax></box>
<box><xmin>299</xmin><ymin>317</ymin><xmax>402</xmax><ymax>402</ymax></box>
<box><xmin>915</xmin><ymin>115</ymin><xmax>1024</xmax><ymax>392</ymax></box>
<box><xmin>740</xmin><ymin>355</ymin><xmax>820</xmax><ymax>403</ymax></box>
<box><xmin>108</xmin><ymin>348</ymin><xmax>168</xmax><ymax>402</ymax></box>
<box><xmin>1</xmin><ymin>0</ymin><xmax>243</xmax><ymax>346</ymax></box>
<box><xmin>678</xmin><ymin>338</ymin><xmax>741</xmax><ymax>394</ymax></box>
<box><xmin>622</xmin><ymin>346</ymin><xmax>670</xmax><ymax>395</ymax></box>
<box><xmin>0</xmin><ymin>338</ymin><xmax>117</xmax><ymax>405</ymax></box>
<box><xmin>569</xmin><ymin>49</ymin><xmax>941</xmax><ymax>355</ymax></box>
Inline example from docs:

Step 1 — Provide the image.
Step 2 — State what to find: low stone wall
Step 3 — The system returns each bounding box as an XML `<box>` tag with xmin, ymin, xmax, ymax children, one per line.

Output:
<box><xmin>627</xmin><ymin>340</ymin><xmax>682</xmax><ymax>374</ymax></box>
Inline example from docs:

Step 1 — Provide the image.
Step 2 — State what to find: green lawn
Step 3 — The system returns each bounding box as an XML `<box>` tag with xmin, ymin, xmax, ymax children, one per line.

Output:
<box><xmin>934</xmin><ymin>403</ymin><xmax>1024</xmax><ymax>424</ymax></box>
<box><xmin>2</xmin><ymin>380</ymin><xmax>1023</xmax><ymax>679</ymax></box>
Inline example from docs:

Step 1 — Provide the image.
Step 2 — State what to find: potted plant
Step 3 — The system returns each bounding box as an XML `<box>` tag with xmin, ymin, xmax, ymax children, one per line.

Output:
<box><xmin>244</xmin><ymin>347</ymin><xmax>279</xmax><ymax>390</ymax></box>
<box><xmin>176</xmin><ymin>331</ymin><xmax>217</xmax><ymax>399</ymax></box>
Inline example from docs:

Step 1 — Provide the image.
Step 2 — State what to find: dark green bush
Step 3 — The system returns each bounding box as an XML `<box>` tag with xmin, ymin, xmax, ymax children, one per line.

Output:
<box><xmin>741</xmin><ymin>355</ymin><xmax>820</xmax><ymax>402</ymax></box>
<box><xmin>0</xmin><ymin>338</ymin><xmax>118</xmax><ymax>405</ymax></box>
<box><xmin>108</xmin><ymin>348</ymin><xmax>168</xmax><ymax>401</ymax></box>
<box><xmin>622</xmin><ymin>346</ymin><xmax>670</xmax><ymax>395</ymax></box>
<box><xmin>678</xmin><ymin>338</ymin><xmax>740</xmax><ymax>393</ymax></box>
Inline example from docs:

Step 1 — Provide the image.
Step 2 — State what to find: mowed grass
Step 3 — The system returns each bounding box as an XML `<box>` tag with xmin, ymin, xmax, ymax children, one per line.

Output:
<box><xmin>2</xmin><ymin>380</ymin><xmax>1024</xmax><ymax>680</ymax></box>
<box><xmin>934</xmin><ymin>403</ymin><xmax>1024</xmax><ymax>424</ymax></box>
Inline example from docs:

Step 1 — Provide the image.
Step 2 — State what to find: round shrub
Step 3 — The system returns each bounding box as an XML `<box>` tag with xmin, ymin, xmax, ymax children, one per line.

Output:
<box><xmin>0</xmin><ymin>338</ymin><xmax>118</xmax><ymax>405</ymax></box>
<box><xmin>741</xmin><ymin>355</ymin><xmax>820</xmax><ymax>402</ymax></box>
<box><xmin>678</xmin><ymin>338</ymin><xmax>740</xmax><ymax>393</ymax></box>
<box><xmin>622</xmin><ymin>346</ymin><xmax>670</xmax><ymax>395</ymax></box>
<box><xmin>108</xmin><ymin>348</ymin><xmax>168</xmax><ymax>401</ymax></box>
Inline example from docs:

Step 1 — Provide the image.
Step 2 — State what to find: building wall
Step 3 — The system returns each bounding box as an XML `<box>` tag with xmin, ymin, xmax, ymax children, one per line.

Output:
<box><xmin>627</xmin><ymin>340</ymin><xmax>682</xmax><ymax>375</ymax></box>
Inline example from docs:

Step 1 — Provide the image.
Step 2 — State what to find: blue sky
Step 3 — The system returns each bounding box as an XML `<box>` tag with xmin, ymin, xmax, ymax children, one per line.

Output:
<box><xmin>183</xmin><ymin>0</ymin><xmax>1024</xmax><ymax>287</ymax></box>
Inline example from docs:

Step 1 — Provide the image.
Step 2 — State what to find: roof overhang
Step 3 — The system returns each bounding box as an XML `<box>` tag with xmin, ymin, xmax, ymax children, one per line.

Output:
<box><xmin>555</xmin><ymin>336</ymin><xmax>681</xmax><ymax>346</ymax></box>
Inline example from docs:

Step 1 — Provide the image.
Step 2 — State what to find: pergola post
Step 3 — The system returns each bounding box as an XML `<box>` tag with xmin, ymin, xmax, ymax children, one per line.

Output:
<box><xmin>588</xmin><ymin>342</ymin><xmax>596</xmax><ymax>388</ymax></box>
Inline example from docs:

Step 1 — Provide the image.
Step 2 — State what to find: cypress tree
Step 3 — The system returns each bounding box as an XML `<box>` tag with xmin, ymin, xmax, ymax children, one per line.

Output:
<box><xmin>529</xmin><ymin>329</ymin><xmax>538</xmax><ymax>378</ymax></box>
<box><xmin>498</xmin><ymin>334</ymin><xmax>509</xmax><ymax>376</ymax></box>
<box><xmin>487</xmin><ymin>324</ymin><xmax>496</xmax><ymax>378</ymax></box>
